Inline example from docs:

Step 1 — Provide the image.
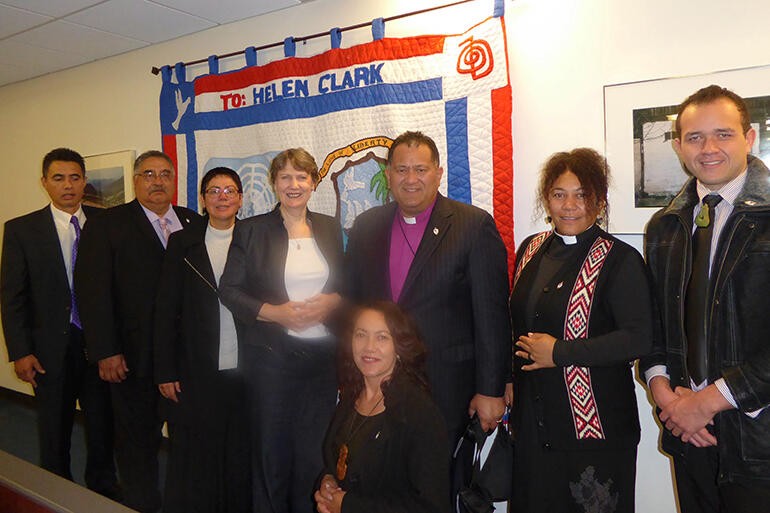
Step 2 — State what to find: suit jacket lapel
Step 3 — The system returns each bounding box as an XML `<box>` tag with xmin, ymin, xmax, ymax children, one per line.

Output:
<box><xmin>308</xmin><ymin>210</ymin><xmax>332</xmax><ymax>265</ymax></box>
<box><xmin>399</xmin><ymin>195</ymin><xmax>451</xmax><ymax>303</ymax></box>
<box><xmin>173</xmin><ymin>206</ymin><xmax>196</xmax><ymax>231</ymax></box>
<box><xmin>374</xmin><ymin>202</ymin><xmax>398</xmax><ymax>300</ymax></box>
<box><xmin>38</xmin><ymin>207</ymin><xmax>70</xmax><ymax>290</ymax></box>
<box><xmin>263</xmin><ymin>207</ymin><xmax>291</xmax><ymax>302</ymax></box>
<box><xmin>185</xmin><ymin>222</ymin><xmax>217</xmax><ymax>290</ymax></box>
<box><xmin>129</xmin><ymin>199</ymin><xmax>165</xmax><ymax>254</ymax></box>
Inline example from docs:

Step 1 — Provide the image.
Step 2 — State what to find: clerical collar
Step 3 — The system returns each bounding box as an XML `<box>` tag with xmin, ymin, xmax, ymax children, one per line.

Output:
<box><xmin>399</xmin><ymin>196</ymin><xmax>437</xmax><ymax>226</ymax></box>
<box><xmin>553</xmin><ymin>224</ymin><xmax>599</xmax><ymax>245</ymax></box>
<box><xmin>553</xmin><ymin>231</ymin><xmax>578</xmax><ymax>245</ymax></box>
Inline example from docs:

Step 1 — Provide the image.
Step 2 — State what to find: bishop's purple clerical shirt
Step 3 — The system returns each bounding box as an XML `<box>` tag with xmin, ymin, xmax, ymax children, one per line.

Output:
<box><xmin>389</xmin><ymin>198</ymin><xmax>437</xmax><ymax>301</ymax></box>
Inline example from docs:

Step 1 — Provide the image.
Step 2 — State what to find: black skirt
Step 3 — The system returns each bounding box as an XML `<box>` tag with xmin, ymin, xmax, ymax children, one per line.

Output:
<box><xmin>162</xmin><ymin>370</ymin><xmax>251</xmax><ymax>513</ymax></box>
<box><xmin>512</xmin><ymin>389</ymin><xmax>636</xmax><ymax>513</ymax></box>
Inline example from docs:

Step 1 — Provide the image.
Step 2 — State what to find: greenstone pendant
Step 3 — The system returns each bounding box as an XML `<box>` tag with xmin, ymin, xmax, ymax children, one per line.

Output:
<box><xmin>695</xmin><ymin>204</ymin><xmax>711</xmax><ymax>228</ymax></box>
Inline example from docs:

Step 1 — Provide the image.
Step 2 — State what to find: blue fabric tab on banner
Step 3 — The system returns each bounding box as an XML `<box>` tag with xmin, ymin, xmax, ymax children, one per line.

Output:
<box><xmin>161</xmin><ymin>65</ymin><xmax>172</xmax><ymax>83</ymax></box>
<box><xmin>284</xmin><ymin>37</ymin><xmax>296</xmax><ymax>57</ymax></box>
<box><xmin>245</xmin><ymin>46</ymin><xmax>257</xmax><ymax>66</ymax></box>
<box><xmin>159</xmin><ymin>81</ymin><xmax>194</xmax><ymax>133</ymax></box>
<box><xmin>372</xmin><ymin>18</ymin><xmax>385</xmax><ymax>40</ymax></box>
<box><xmin>445</xmin><ymin>98</ymin><xmax>471</xmax><ymax>204</ymax></box>
<box><xmin>208</xmin><ymin>55</ymin><xmax>219</xmax><ymax>75</ymax></box>
<box><xmin>186</xmin><ymin>134</ymin><xmax>198</xmax><ymax>212</ymax></box>
<box><xmin>330</xmin><ymin>28</ymin><xmax>341</xmax><ymax>49</ymax></box>
<box><xmin>174</xmin><ymin>62</ymin><xmax>186</xmax><ymax>83</ymax></box>
<box><xmin>493</xmin><ymin>0</ymin><xmax>504</xmax><ymax>17</ymax></box>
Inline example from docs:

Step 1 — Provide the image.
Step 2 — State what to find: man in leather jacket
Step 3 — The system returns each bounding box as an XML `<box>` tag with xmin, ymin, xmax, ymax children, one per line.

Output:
<box><xmin>641</xmin><ymin>85</ymin><xmax>770</xmax><ymax>512</ymax></box>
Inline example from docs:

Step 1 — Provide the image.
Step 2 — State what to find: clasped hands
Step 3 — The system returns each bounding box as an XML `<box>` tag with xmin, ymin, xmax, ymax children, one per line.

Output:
<box><xmin>314</xmin><ymin>474</ymin><xmax>345</xmax><ymax>513</ymax></box>
<box><xmin>261</xmin><ymin>293</ymin><xmax>340</xmax><ymax>332</ymax></box>
<box><xmin>650</xmin><ymin>377</ymin><xmax>721</xmax><ymax>448</ymax></box>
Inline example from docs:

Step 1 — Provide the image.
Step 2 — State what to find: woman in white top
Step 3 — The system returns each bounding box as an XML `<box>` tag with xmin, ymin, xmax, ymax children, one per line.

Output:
<box><xmin>154</xmin><ymin>167</ymin><xmax>251</xmax><ymax>513</ymax></box>
<box><xmin>219</xmin><ymin>149</ymin><xmax>344</xmax><ymax>513</ymax></box>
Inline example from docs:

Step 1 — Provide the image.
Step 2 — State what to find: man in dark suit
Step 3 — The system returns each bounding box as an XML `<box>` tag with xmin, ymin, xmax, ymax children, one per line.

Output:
<box><xmin>1</xmin><ymin>148</ymin><xmax>119</xmax><ymax>498</ymax></box>
<box><xmin>345</xmin><ymin>131</ymin><xmax>511</xmax><ymax>445</ymax></box>
<box><xmin>75</xmin><ymin>150</ymin><xmax>199</xmax><ymax>513</ymax></box>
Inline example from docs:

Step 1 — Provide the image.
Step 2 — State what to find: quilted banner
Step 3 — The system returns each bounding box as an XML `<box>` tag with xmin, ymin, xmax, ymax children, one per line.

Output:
<box><xmin>158</xmin><ymin>14</ymin><xmax>514</xmax><ymax>267</ymax></box>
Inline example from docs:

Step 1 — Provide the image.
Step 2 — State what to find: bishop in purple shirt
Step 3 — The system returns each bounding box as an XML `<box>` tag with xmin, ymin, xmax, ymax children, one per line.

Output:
<box><xmin>345</xmin><ymin>131</ymin><xmax>511</xmax><ymax>446</ymax></box>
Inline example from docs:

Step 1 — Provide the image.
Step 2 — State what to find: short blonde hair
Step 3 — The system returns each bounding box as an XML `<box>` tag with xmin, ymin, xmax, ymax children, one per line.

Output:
<box><xmin>268</xmin><ymin>148</ymin><xmax>320</xmax><ymax>187</ymax></box>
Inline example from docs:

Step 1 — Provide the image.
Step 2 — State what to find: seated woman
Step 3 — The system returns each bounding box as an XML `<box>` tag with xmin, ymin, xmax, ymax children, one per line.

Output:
<box><xmin>507</xmin><ymin>148</ymin><xmax>653</xmax><ymax>513</ymax></box>
<box><xmin>315</xmin><ymin>301</ymin><xmax>450</xmax><ymax>513</ymax></box>
<box><xmin>219</xmin><ymin>148</ymin><xmax>343</xmax><ymax>513</ymax></box>
<box><xmin>153</xmin><ymin>167</ymin><xmax>250</xmax><ymax>513</ymax></box>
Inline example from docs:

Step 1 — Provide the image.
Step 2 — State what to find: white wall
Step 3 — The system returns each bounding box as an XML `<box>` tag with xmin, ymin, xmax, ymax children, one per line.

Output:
<box><xmin>3</xmin><ymin>0</ymin><xmax>770</xmax><ymax>510</ymax></box>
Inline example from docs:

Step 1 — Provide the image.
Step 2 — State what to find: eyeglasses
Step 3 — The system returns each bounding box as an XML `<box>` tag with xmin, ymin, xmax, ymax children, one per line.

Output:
<box><xmin>204</xmin><ymin>186</ymin><xmax>241</xmax><ymax>198</ymax></box>
<box><xmin>135</xmin><ymin>169</ymin><xmax>173</xmax><ymax>182</ymax></box>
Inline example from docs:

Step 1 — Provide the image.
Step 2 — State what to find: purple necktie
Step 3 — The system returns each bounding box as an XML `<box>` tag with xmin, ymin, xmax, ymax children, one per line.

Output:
<box><xmin>70</xmin><ymin>216</ymin><xmax>81</xmax><ymax>329</ymax></box>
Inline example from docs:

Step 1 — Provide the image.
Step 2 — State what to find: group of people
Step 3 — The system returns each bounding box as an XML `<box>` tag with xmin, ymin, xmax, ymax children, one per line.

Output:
<box><xmin>1</xmin><ymin>84</ymin><xmax>768</xmax><ymax>513</ymax></box>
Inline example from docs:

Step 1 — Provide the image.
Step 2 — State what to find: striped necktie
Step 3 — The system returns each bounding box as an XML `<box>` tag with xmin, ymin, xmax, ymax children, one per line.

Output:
<box><xmin>158</xmin><ymin>216</ymin><xmax>171</xmax><ymax>247</ymax></box>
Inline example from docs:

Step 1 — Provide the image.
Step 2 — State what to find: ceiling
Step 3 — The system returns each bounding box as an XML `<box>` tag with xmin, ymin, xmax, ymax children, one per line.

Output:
<box><xmin>0</xmin><ymin>0</ymin><xmax>308</xmax><ymax>87</ymax></box>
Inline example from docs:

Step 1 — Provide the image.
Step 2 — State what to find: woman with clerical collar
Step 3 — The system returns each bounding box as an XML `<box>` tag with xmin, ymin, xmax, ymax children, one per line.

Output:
<box><xmin>507</xmin><ymin>148</ymin><xmax>653</xmax><ymax>513</ymax></box>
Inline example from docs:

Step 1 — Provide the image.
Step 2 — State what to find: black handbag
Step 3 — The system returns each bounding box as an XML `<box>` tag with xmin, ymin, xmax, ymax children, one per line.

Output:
<box><xmin>452</xmin><ymin>412</ymin><xmax>514</xmax><ymax>513</ymax></box>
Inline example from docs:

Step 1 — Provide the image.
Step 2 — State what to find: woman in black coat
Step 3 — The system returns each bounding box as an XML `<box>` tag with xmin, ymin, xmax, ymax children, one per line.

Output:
<box><xmin>153</xmin><ymin>167</ymin><xmax>250</xmax><ymax>513</ymax></box>
<box><xmin>219</xmin><ymin>149</ymin><xmax>344</xmax><ymax>513</ymax></box>
<box><xmin>508</xmin><ymin>148</ymin><xmax>653</xmax><ymax>513</ymax></box>
<box><xmin>315</xmin><ymin>301</ymin><xmax>450</xmax><ymax>513</ymax></box>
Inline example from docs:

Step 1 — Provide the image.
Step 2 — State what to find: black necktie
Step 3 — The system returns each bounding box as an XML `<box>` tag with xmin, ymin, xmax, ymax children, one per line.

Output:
<box><xmin>685</xmin><ymin>194</ymin><xmax>722</xmax><ymax>385</ymax></box>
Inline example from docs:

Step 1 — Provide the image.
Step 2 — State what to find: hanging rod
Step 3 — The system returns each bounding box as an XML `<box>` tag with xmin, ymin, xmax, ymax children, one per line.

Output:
<box><xmin>150</xmin><ymin>0</ymin><xmax>480</xmax><ymax>75</ymax></box>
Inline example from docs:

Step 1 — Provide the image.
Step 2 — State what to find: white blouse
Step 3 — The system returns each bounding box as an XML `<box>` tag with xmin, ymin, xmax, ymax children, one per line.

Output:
<box><xmin>284</xmin><ymin>237</ymin><xmax>330</xmax><ymax>339</ymax></box>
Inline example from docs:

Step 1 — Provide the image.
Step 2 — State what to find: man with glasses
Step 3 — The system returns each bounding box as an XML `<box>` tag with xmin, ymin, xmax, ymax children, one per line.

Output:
<box><xmin>75</xmin><ymin>150</ymin><xmax>200</xmax><ymax>513</ymax></box>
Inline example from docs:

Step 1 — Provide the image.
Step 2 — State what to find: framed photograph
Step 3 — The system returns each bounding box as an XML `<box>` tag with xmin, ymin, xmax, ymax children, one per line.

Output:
<box><xmin>83</xmin><ymin>150</ymin><xmax>135</xmax><ymax>208</ymax></box>
<box><xmin>603</xmin><ymin>65</ymin><xmax>770</xmax><ymax>234</ymax></box>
